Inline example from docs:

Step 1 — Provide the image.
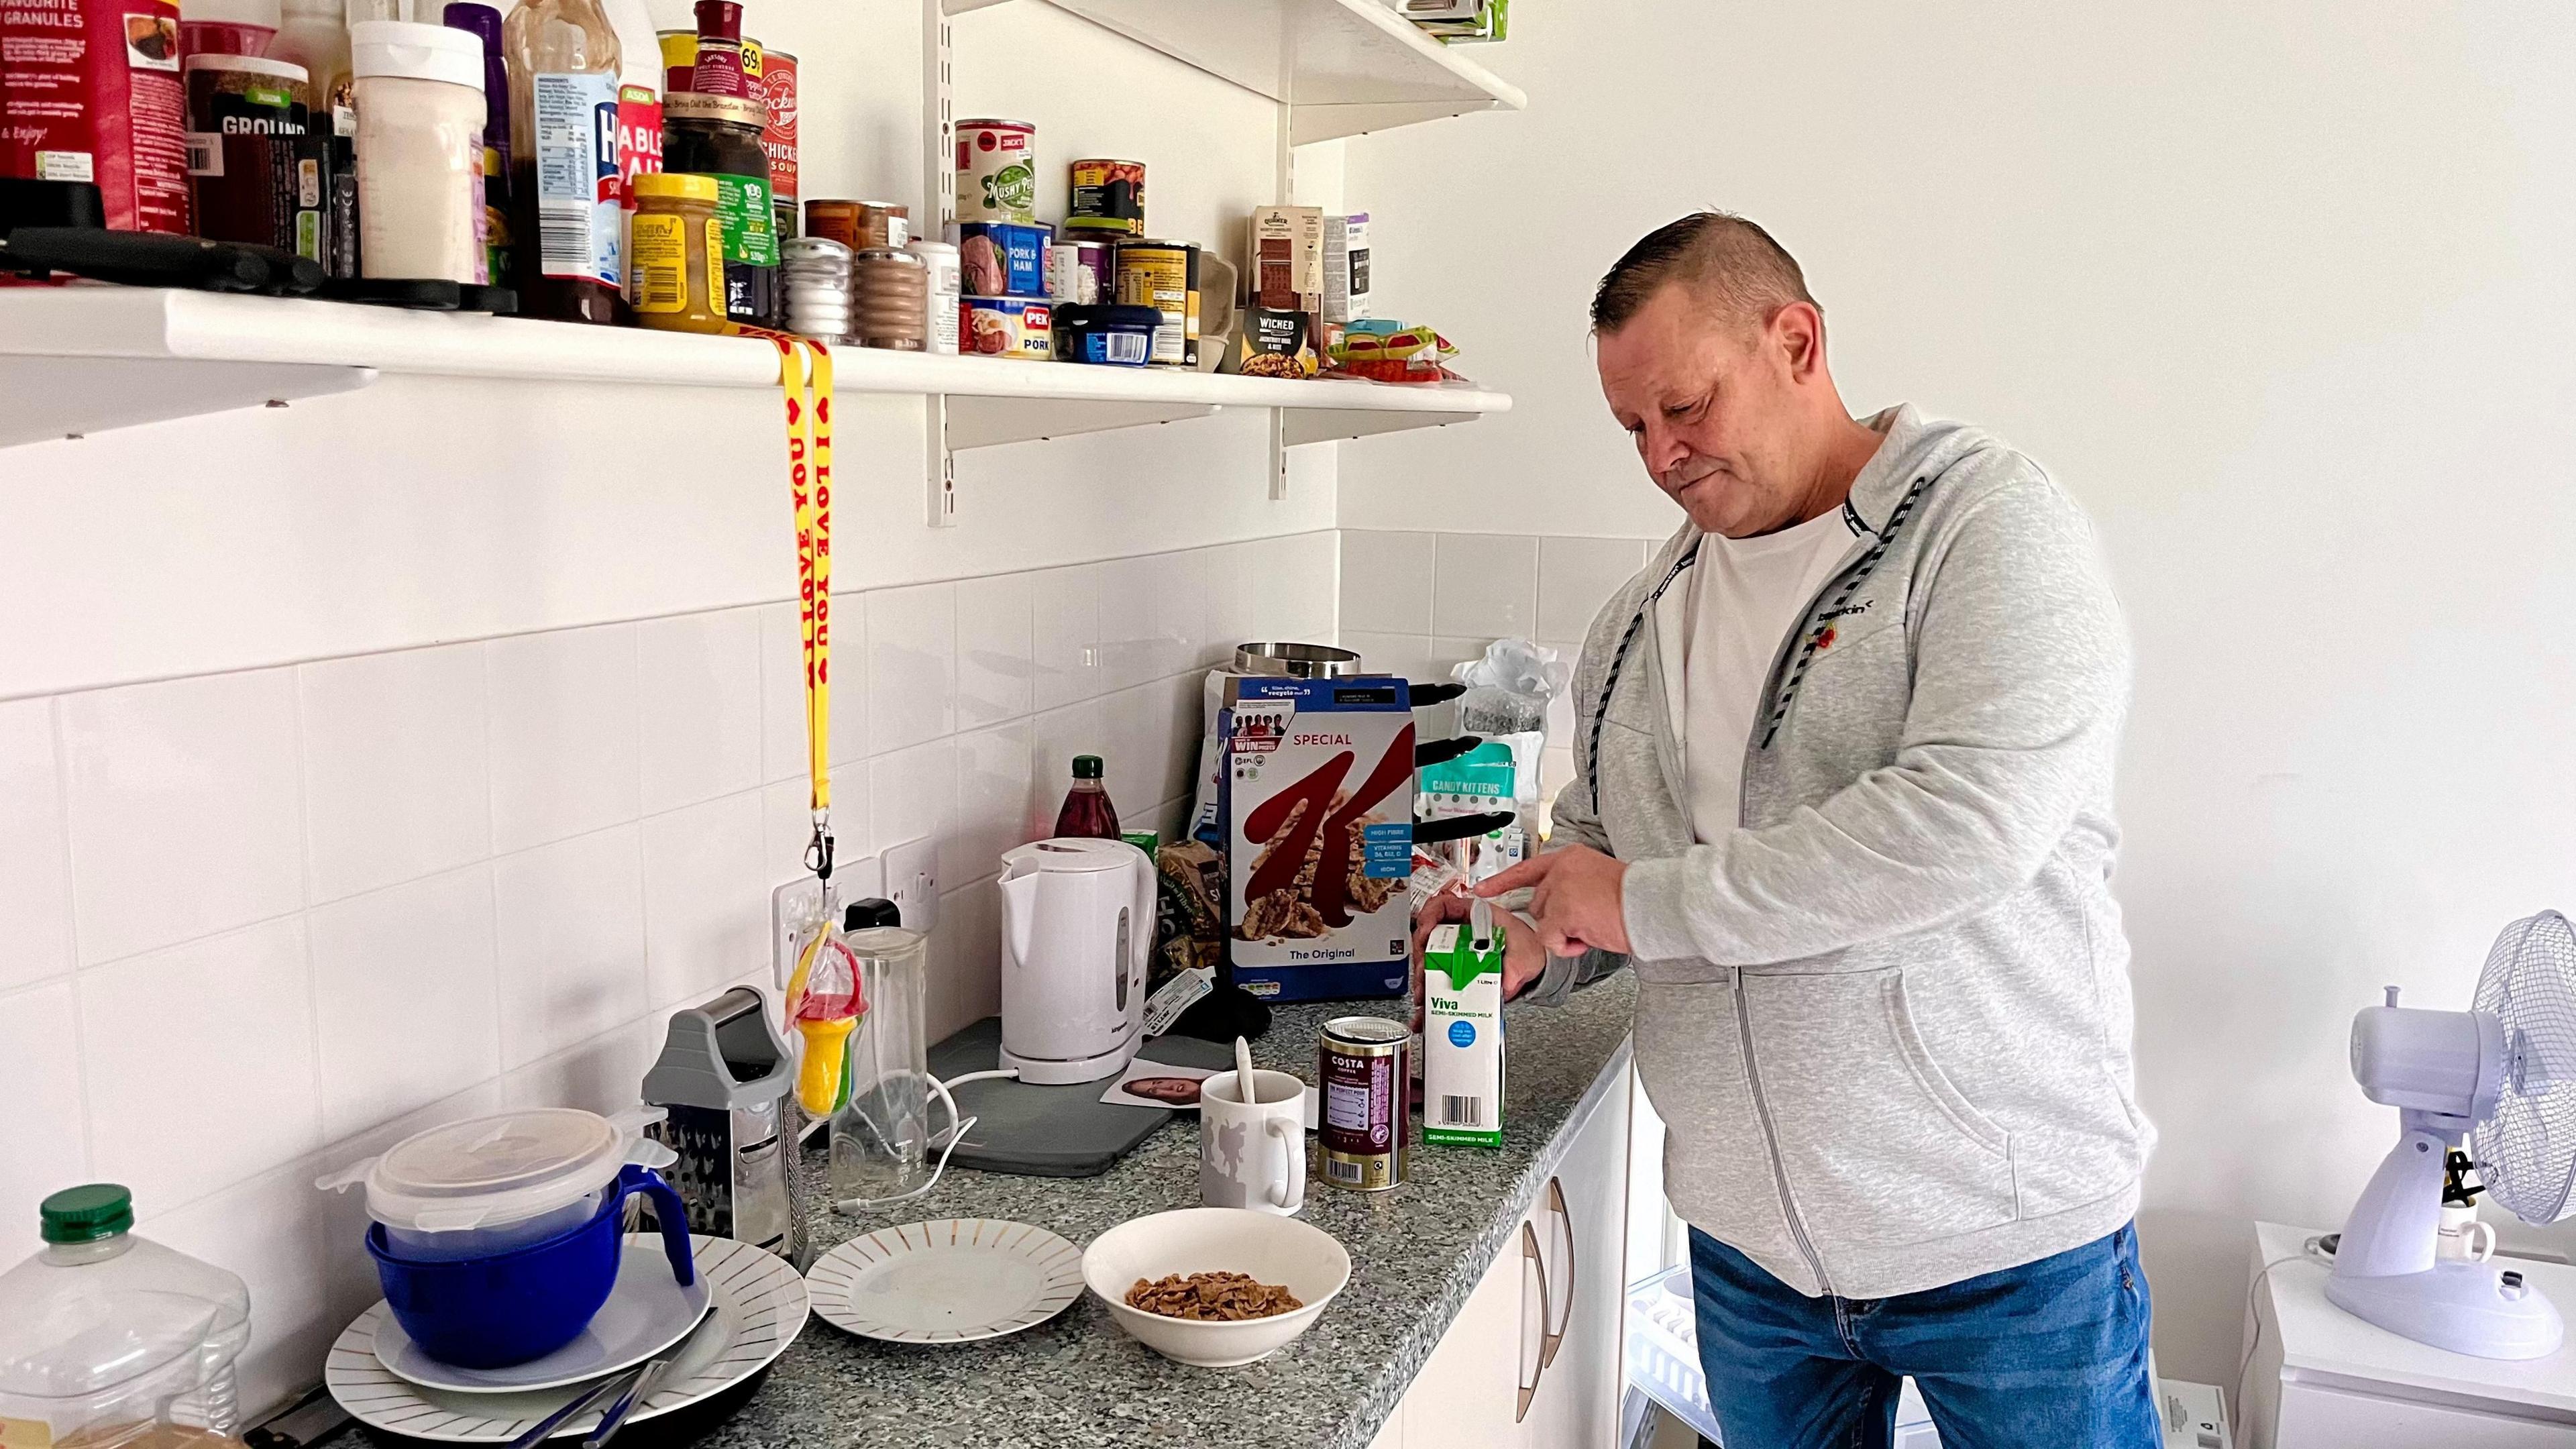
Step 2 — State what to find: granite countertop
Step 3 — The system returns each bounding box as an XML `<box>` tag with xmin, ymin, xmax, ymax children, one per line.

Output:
<box><xmin>346</xmin><ymin>975</ymin><xmax>1637</xmax><ymax>1449</ymax></box>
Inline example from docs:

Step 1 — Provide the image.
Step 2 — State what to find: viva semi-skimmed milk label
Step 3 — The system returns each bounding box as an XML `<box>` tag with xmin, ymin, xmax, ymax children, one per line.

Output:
<box><xmin>1423</xmin><ymin>901</ymin><xmax>1505</xmax><ymax>1148</ymax></box>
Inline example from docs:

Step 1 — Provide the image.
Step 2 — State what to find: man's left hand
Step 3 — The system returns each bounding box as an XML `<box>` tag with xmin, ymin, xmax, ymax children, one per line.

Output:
<box><xmin>1474</xmin><ymin>845</ymin><xmax>1631</xmax><ymax>957</ymax></box>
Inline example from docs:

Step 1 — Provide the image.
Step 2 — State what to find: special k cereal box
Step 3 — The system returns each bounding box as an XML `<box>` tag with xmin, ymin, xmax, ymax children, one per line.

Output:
<box><xmin>1220</xmin><ymin>674</ymin><xmax>1416</xmax><ymax>1002</ymax></box>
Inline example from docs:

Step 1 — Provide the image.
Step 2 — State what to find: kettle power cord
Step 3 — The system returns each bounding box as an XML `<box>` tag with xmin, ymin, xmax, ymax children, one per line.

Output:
<box><xmin>829</xmin><ymin>1068</ymin><xmax>1018</xmax><ymax>1214</ymax></box>
<box><xmin>2232</xmin><ymin>1234</ymin><xmax>2334</xmax><ymax>1436</ymax></box>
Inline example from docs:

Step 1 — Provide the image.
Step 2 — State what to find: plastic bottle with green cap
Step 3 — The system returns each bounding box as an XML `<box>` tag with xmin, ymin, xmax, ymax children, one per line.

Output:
<box><xmin>0</xmin><ymin>1185</ymin><xmax>253</xmax><ymax>1446</ymax></box>
<box><xmin>1051</xmin><ymin>752</ymin><xmax>1122</xmax><ymax>840</ymax></box>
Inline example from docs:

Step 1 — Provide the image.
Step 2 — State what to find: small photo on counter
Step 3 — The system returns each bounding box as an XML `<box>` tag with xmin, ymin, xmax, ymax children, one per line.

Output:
<box><xmin>1100</xmin><ymin>1059</ymin><xmax>1217</xmax><ymax>1110</ymax></box>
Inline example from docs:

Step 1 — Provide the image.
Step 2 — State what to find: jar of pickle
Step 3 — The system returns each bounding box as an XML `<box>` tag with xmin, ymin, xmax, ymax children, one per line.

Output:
<box><xmin>626</xmin><ymin>174</ymin><xmax>728</xmax><ymax>333</ymax></box>
<box><xmin>662</xmin><ymin>92</ymin><xmax>778</xmax><ymax>329</ymax></box>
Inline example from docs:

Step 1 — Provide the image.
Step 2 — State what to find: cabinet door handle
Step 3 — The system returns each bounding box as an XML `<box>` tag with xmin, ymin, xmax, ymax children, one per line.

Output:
<box><xmin>1539</xmin><ymin>1177</ymin><xmax>1572</xmax><ymax>1371</ymax></box>
<box><xmin>1515</xmin><ymin>1220</ymin><xmax>1549</xmax><ymax>1423</ymax></box>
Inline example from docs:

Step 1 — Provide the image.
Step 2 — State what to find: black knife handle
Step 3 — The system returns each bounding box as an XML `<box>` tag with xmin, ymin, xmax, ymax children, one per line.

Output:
<box><xmin>1408</xmin><ymin>681</ymin><xmax>1465</xmax><ymax>707</ymax></box>
<box><xmin>1411</xmin><ymin>810</ymin><xmax>1519</xmax><ymax>845</ymax></box>
<box><xmin>1</xmin><ymin>227</ymin><xmax>268</xmax><ymax>290</ymax></box>
<box><xmin>1415</xmin><ymin>734</ymin><xmax>1484</xmax><ymax>769</ymax></box>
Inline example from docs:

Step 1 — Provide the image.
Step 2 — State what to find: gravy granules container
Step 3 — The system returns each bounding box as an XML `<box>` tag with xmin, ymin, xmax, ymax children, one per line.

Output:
<box><xmin>1318</xmin><ymin>1016</ymin><xmax>1409</xmax><ymax>1191</ymax></box>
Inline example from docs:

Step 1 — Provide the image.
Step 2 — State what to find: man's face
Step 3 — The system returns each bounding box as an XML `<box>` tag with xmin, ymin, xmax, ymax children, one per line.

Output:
<box><xmin>1596</xmin><ymin>282</ymin><xmax>1811</xmax><ymax>539</ymax></box>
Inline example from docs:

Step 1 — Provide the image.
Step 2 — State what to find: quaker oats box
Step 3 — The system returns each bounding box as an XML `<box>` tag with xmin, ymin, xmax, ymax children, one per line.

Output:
<box><xmin>1221</xmin><ymin>674</ymin><xmax>1417</xmax><ymax>1002</ymax></box>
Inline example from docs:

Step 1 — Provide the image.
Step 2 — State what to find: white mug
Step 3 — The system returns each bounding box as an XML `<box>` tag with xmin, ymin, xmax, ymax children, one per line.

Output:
<box><xmin>2437</xmin><ymin>1205</ymin><xmax>2496</xmax><ymax>1263</ymax></box>
<box><xmin>1200</xmin><ymin>1069</ymin><xmax>1305</xmax><ymax>1216</ymax></box>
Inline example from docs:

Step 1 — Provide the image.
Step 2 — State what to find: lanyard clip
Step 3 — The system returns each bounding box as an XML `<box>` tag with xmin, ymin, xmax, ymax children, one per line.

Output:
<box><xmin>804</xmin><ymin>820</ymin><xmax>835</xmax><ymax>885</ymax></box>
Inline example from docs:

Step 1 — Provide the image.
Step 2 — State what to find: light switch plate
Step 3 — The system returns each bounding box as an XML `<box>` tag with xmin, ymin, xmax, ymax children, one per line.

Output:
<box><xmin>883</xmin><ymin>836</ymin><xmax>937</xmax><ymax>934</ymax></box>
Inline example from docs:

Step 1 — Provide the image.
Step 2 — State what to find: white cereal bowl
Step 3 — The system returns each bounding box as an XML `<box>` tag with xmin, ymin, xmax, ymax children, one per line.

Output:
<box><xmin>1081</xmin><ymin>1208</ymin><xmax>1351</xmax><ymax>1368</ymax></box>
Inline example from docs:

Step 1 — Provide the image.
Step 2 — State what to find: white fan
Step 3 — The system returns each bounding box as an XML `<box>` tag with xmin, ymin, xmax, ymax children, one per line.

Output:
<box><xmin>2328</xmin><ymin>910</ymin><xmax>2576</xmax><ymax>1358</ymax></box>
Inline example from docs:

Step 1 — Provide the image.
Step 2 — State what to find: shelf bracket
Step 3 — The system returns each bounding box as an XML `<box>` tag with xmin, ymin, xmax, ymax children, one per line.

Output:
<box><xmin>1268</xmin><ymin>409</ymin><xmax>1291</xmax><ymax>500</ymax></box>
<box><xmin>922</xmin><ymin>0</ymin><xmax>961</xmax><ymax>527</ymax></box>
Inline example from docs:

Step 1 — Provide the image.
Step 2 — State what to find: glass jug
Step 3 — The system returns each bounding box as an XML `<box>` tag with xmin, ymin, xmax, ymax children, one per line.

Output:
<box><xmin>828</xmin><ymin>914</ymin><xmax>945</xmax><ymax>1210</ymax></box>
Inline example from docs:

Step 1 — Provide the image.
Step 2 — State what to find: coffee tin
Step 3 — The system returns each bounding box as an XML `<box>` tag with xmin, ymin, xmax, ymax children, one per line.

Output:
<box><xmin>955</xmin><ymin>117</ymin><xmax>1036</xmax><ymax>223</ymax></box>
<box><xmin>1318</xmin><ymin>1015</ymin><xmax>1409</xmax><ymax>1191</ymax></box>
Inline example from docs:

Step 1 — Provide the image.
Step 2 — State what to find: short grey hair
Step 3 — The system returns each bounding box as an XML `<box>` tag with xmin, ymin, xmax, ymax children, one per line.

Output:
<box><xmin>1591</xmin><ymin>211</ymin><xmax>1816</xmax><ymax>334</ymax></box>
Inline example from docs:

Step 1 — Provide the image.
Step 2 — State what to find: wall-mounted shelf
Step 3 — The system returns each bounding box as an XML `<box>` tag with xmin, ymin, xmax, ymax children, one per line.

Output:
<box><xmin>953</xmin><ymin>0</ymin><xmax>1524</xmax><ymax>143</ymax></box>
<box><xmin>0</xmin><ymin>286</ymin><xmax>1509</xmax><ymax>450</ymax></box>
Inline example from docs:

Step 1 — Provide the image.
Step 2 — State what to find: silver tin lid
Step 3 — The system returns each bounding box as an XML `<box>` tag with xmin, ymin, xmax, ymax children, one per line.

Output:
<box><xmin>1234</xmin><ymin>641</ymin><xmax>1362</xmax><ymax>678</ymax></box>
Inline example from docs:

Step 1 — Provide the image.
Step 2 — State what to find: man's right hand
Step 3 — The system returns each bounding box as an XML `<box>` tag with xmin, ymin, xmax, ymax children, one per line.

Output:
<box><xmin>1409</xmin><ymin>894</ymin><xmax>1548</xmax><ymax>1028</ymax></box>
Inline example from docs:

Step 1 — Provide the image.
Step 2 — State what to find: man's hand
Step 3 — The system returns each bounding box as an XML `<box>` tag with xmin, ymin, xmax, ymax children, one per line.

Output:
<box><xmin>1474</xmin><ymin>846</ymin><xmax>1631</xmax><ymax>958</ymax></box>
<box><xmin>1409</xmin><ymin>893</ymin><xmax>1547</xmax><ymax>1020</ymax></box>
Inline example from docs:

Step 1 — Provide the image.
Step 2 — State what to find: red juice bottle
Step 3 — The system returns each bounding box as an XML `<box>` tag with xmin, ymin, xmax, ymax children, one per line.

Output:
<box><xmin>1051</xmin><ymin>754</ymin><xmax>1122</xmax><ymax>839</ymax></box>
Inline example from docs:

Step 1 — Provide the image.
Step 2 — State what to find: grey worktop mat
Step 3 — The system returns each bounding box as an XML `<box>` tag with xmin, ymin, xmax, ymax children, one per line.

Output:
<box><xmin>929</xmin><ymin>1018</ymin><xmax>1237</xmax><ymax>1177</ymax></box>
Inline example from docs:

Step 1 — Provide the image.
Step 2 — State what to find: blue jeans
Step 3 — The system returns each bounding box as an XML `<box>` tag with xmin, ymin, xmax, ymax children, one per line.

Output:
<box><xmin>1688</xmin><ymin>1224</ymin><xmax>2157</xmax><ymax>1448</ymax></box>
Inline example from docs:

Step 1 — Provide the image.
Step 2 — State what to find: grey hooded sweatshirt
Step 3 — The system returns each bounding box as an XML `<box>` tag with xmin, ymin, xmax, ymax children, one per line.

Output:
<box><xmin>1527</xmin><ymin>404</ymin><xmax>2153</xmax><ymax>1300</ymax></box>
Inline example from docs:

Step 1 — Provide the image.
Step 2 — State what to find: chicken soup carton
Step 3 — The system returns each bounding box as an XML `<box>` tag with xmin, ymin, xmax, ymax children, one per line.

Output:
<box><xmin>1220</xmin><ymin>674</ymin><xmax>1417</xmax><ymax>1002</ymax></box>
<box><xmin>1422</xmin><ymin>898</ymin><xmax>1506</xmax><ymax>1148</ymax></box>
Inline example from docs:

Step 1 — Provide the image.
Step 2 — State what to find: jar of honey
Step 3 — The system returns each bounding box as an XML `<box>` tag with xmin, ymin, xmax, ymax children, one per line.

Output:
<box><xmin>627</xmin><ymin>173</ymin><xmax>728</xmax><ymax>334</ymax></box>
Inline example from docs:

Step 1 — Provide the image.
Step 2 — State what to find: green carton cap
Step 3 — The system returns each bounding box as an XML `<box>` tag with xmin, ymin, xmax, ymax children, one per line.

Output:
<box><xmin>41</xmin><ymin>1183</ymin><xmax>133</xmax><ymax>1244</ymax></box>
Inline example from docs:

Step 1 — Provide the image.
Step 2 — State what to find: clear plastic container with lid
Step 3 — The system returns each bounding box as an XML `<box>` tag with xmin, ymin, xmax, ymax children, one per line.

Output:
<box><xmin>317</xmin><ymin>1106</ymin><xmax>674</xmax><ymax>1261</ymax></box>
<box><xmin>350</xmin><ymin>19</ymin><xmax>488</xmax><ymax>283</ymax></box>
<box><xmin>0</xmin><ymin>1185</ymin><xmax>253</xmax><ymax>1449</ymax></box>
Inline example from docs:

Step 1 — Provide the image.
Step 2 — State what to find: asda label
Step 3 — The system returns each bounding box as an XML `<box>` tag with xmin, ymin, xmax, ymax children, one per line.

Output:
<box><xmin>709</xmin><ymin>173</ymin><xmax>778</xmax><ymax>267</ymax></box>
<box><xmin>533</xmin><ymin>71</ymin><xmax>621</xmax><ymax>285</ymax></box>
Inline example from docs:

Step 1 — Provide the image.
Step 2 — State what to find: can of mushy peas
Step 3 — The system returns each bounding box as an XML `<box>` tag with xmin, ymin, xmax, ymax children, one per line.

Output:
<box><xmin>1318</xmin><ymin>1016</ymin><xmax>1409</xmax><ymax>1191</ymax></box>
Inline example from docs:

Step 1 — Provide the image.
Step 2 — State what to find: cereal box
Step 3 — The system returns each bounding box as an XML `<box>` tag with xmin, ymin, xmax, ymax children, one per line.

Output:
<box><xmin>1221</xmin><ymin>674</ymin><xmax>1416</xmax><ymax>1002</ymax></box>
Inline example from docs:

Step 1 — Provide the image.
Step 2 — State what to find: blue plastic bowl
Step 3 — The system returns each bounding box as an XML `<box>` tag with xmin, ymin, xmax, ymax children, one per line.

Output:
<box><xmin>368</xmin><ymin>1165</ymin><xmax>694</xmax><ymax>1369</ymax></box>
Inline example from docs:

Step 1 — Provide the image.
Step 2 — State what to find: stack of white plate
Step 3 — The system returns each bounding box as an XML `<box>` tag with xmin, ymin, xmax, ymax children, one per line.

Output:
<box><xmin>326</xmin><ymin>1236</ymin><xmax>806</xmax><ymax>1443</ymax></box>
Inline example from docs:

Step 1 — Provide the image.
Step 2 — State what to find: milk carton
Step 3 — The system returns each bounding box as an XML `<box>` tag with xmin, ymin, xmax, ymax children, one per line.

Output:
<box><xmin>1422</xmin><ymin>898</ymin><xmax>1505</xmax><ymax>1148</ymax></box>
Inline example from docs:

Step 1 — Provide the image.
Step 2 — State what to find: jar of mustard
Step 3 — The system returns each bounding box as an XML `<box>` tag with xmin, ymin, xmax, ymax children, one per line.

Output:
<box><xmin>628</xmin><ymin>173</ymin><xmax>728</xmax><ymax>335</ymax></box>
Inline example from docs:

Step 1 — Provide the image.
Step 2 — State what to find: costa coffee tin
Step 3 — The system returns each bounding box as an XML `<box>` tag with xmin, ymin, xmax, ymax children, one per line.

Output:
<box><xmin>1318</xmin><ymin>1016</ymin><xmax>1409</xmax><ymax>1191</ymax></box>
<box><xmin>955</xmin><ymin>117</ymin><xmax>1035</xmax><ymax>223</ymax></box>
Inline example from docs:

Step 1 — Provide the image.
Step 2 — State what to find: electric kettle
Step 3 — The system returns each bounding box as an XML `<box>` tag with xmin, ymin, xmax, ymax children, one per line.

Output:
<box><xmin>996</xmin><ymin>837</ymin><xmax>1158</xmax><ymax>1084</ymax></box>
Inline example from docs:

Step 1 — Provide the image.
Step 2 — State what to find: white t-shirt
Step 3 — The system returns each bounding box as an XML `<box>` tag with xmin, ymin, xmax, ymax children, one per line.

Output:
<box><xmin>1681</xmin><ymin>508</ymin><xmax>1858</xmax><ymax>843</ymax></box>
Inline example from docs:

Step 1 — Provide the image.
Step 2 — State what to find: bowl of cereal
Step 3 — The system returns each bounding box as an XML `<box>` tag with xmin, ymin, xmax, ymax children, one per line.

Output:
<box><xmin>1081</xmin><ymin>1208</ymin><xmax>1350</xmax><ymax>1367</ymax></box>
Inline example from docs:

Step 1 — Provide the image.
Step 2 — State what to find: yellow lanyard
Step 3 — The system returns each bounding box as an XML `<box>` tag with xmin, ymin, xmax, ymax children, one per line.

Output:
<box><xmin>765</xmin><ymin>333</ymin><xmax>838</xmax><ymax>880</ymax></box>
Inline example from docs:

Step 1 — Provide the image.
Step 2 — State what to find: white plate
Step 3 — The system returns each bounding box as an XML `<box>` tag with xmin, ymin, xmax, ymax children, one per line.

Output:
<box><xmin>372</xmin><ymin>1238</ymin><xmax>714</xmax><ymax>1393</ymax></box>
<box><xmin>807</xmin><ymin>1218</ymin><xmax>1083</xmax><ymax>1344</ymax></box>
<box><xmin>325</xmin><ymin>1236</ymin><xmax>806</xmax><ymax>1443</ymax></box>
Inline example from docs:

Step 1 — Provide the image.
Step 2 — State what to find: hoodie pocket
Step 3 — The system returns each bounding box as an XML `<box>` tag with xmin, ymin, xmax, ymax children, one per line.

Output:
<box><xmin>1743</xmin><ymin>969</ymin><xmax>2017</xmax><ymax>1248</ymax></box>
<box><xmin>1631</xmin><ymin>979</ymin><xmax>1801</xmax><ymax>1263</ymax></box>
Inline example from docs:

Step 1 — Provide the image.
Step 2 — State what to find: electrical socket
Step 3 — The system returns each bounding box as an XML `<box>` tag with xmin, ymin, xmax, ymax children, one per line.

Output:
<box><xmin>883</xmin><ymin>836</ymin><xmax>938</xmax><ymax>934</ymax></box>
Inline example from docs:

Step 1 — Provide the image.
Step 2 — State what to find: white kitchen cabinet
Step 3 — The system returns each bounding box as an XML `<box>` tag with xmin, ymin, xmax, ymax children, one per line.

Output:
<box><xmin>1521</xmin><ymin>1067</ymin><xmax>1633</xmax><ymax>1448</ymax></box>
<box><xmin>1389</xmin><ymin>1054</ymin><xmax>1635</xmax><ymax>1449</ymax></box>
<box><xmin>2239</xmin><ymin>1222</ymin><xmax>2576</xmax><ymax>1448</ymax></box>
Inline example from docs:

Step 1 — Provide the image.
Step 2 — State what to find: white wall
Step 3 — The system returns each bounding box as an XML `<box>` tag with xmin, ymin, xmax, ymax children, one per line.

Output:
<box><xmin>1341</xmin><ymin>2</ymin><xmax>2576</xmax><ymax>1387</ymax></box>
<box><xmin>0</xmin><ymin>0</ymin><xmax>1346</xmax><ymax>1414</ymax></box>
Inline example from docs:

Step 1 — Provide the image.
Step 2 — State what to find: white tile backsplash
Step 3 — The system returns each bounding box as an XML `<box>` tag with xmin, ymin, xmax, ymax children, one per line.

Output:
<box><xmin>955</xmin><ymin>572</ymin><xmax>1035</xmax><ymax>730</ymax></box>
<box><xmin>488</xmin><ymin>625</ymin><xmax>639</xmax><ymax>854</ymax></box>
<box><xmin>0</xmin><ymin>699</ymin><xmax>72</xmax><ymax>989</ymax></box>
<box><xmin>307</xmin><ymin>865</ymin><xmax>500</xmax><ymax>1141</ymax></box>
<box><xmin>635</xmin><ymin>608</ymin><xmax>764</xmax><ymax>814</ymax></box>
<box><xmin>0</xmin><ymin>981</ymin><xmax>89</xmax><ymax>1236</ymax></box>
<box><xmin>493</xmin><ymin>826</ymin><xmax>647</xmax><ymax>1069</ymax></box>
<box><xmin>868</xmin><ymin>582</ymin><xmax>957</xmax><ymax>754</ymax></box>
<box><xmin>3</xmin><ymin>526</ymin><xmax>1460</xmax><ymax>1415</ymax></box>
<box><xmin>62</xmin><ymin>668</ymin><xmax>305</xmax><ymax>967</ymax></box>
<box><xmin>1538</xmin><ymin>535</ymin><xmax>1650</xmax><ymax>641</ymax></box>
<box><xmin>1339</xmin><ymin>529</ymin><xmax>1436</xmax><ymax>634</ymax></box>
<box><xmin>1432</xmin><ymin>531</ymin><xmax>1540</xmax><ymax>638</ymax></box>
<box><xmin>80</xmin><ymin>917</ymin><xmax>319</xmax><ymax>1212</ymax></box>
<box><xmin>299</xmin><ymin>644</ymin><xmax>489</xmax><ymax>904</ymax></box>
<box><xmin>640</xmin><ymin>792</ymin><xmax>768</xmax><ymax>1009</ymax></box>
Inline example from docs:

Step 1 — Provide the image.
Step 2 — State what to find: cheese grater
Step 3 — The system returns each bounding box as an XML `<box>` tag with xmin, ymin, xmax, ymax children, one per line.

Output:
<box><xmin>640</xmin><ymin>985</ymin><xmax>808</xmax><ymax>1268</ymax></box>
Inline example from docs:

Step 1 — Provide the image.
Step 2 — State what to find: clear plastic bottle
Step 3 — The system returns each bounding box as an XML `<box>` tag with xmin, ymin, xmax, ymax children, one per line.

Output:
<box><xmin>827</xmin><ymin>900</ymin><xmax>934</xmax><ymax>1210</ymax></box>
<box><xmin>0</xmin><ymin>1186</ymin><xmax>252</xmax><ymax>1449</ymax></box>
<box><xmin>504</xmin><ymin>0</ymin><xmax>623</xmax><ymax>322</ymax></box>
<box><xmin>1051</xmin><ymin>753</ymin><xmax>1122</xmax><ymax>839</ymax></box>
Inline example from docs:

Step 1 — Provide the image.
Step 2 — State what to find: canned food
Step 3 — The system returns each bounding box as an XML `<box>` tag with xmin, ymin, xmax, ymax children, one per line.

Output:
<box><xmin>749</xmin><ymin>45</ymin><xmax>797</xmax><ymax>239</ymax></box>
<box><xmin>1067</xmin><ymin>157</ymin><xmax>1144</xmax><ymax>237</ymax></box>
<box><xmin>955</xmin><ymin>117</ymin><xmax>1036</xmax><ymax>223</ymax></box>
<box><xmin>955</xmin><ymin>219</ymin><xmax>1050</xmax><ymax>299</ymax></box>
<box><xmin>807</xmin><ymin>199</ymin><xmax>908</xmax><ymax>252</ymax></box>
<box><xmin>1046</xmin><ymin>239</ymin><xmax>1110</xmax><ymax>304</ymax></box>
<box><xmin>1113</xmin><ymin>237</ymin><xmax>1199</xmax><ymax>368</ymax></box>
<box><xmin>911</xmin><ymin>239</ymin><xmax>961</xmax><ymax>354</ymax></box>
<box><xmin>961</xmin><ymin>295</ymin><xmax>1052</xmax><ymax>359</ymax></box>
<box><xmin>1318</xmin><ymin>1016</ymin><xmax>1409</xmax><ymax>1191</ymax></box>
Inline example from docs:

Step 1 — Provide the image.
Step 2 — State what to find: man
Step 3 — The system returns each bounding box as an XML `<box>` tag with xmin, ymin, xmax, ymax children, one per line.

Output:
<box><xmin>1430</xmin><ymin>213</ymin><xmax>2157</xmax><ymax>1446</ymax></box>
